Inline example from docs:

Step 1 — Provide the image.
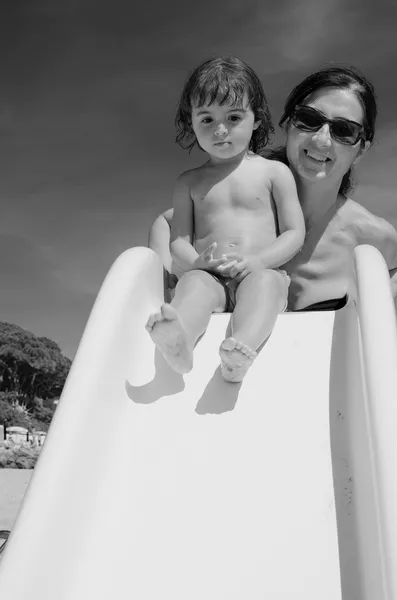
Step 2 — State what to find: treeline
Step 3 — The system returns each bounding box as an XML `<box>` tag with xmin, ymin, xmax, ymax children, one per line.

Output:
<box><xmin>0</xmin><ymin>322</ymin><xmax>71</xmax><ymax>432</ymax></box>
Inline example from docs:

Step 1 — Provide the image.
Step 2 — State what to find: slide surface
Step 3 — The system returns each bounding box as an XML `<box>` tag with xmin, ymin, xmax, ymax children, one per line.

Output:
<box><xmin>0</xmin><ymin>246</ymin><xmax>397</xmax><ymax>599</ymax></box>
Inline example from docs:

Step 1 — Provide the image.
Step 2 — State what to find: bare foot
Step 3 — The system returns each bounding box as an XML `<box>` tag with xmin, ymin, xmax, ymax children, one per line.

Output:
<box><xmin>145</xmin><ymin>304</ymin><xmax>194</xmax><ymax>374</ymax></box>
<box><xmin>219</xmin><ymin>337</ymin><xmax>257</xmax><ymax>383</ymax></box>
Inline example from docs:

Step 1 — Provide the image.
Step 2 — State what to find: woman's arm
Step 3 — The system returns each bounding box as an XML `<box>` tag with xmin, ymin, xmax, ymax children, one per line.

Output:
<box><xmin>384</xmin><ymin>225</ymin><xmax>397</xmax><ymax>298</ymax></box>
<box><xmin>148</xmin><ymin>211</ymin><xmax>173</xmax><ymax>271</ymax></box>
<box><xmin>357</xmin><ymin>213</ymin><xmax>397</xmax><ymax>298</ymax></box>
<box><xmin>383</xmin><ymin>221</ymin><xmax>397</xmax><ymax>296</ymax></box>
<box><xmin>169</xmin><ymin>174</ymin><xmax>200</xmax><ymax>272</ymax></box>
<box><xmin>162</xmin><ymin>208</ymin><xmax>174</xmax><ymax>227</ymax></box>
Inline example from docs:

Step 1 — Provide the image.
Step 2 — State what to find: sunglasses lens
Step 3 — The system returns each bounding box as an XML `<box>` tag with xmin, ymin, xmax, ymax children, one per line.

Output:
<box><xmin>331</xmin><ymin>120</ymin><xmax>361</xmax><ymax>144</ymax></box>
<box><xmin>293</xmin><ymin>107</ymin><xmax>362</xmax><ymax>145</ymax></box>
<box><xmin>294</xmin><ymin>108</ymin><xmax>322</xmax><ymax>130</ymax></box>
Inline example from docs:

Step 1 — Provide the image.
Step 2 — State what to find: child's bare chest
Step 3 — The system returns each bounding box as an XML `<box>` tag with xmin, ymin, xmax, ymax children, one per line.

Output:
<box><xmin>191</xmin><ymin>171</ymin><xmax>271</xmax><ymax>212</ymax></box>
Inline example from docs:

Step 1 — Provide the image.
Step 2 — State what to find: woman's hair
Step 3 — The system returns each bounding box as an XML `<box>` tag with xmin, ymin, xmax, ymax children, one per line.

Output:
<box><xmin>268</xmin><ymin>65</ymin><xmax>378</xmax><ymax>197</ymax></box>
<box><xmin>175</xmin><ymin>56</ymin><xmax>274</xmax><ymax>153</ymax></box>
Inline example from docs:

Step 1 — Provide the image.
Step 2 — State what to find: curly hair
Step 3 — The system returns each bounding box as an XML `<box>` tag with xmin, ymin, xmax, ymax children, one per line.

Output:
<box><xmin>175</xmin><ymin>56</ymin><xmax>274</xmax><ymax>154</ymax></box>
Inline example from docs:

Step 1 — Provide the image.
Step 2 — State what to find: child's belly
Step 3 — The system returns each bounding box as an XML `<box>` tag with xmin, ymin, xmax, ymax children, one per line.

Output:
<box><xmin>195</xmin><ymin>223</ymin><xmax>277</xmax><ymax>258</ymax></box>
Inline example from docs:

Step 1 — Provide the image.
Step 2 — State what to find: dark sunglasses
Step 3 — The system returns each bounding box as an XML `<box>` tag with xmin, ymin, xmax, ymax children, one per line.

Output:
<box><xmin>292</xmin><ymin>105</ymin><xmax>364</xmax><ymax>145</ymax></box>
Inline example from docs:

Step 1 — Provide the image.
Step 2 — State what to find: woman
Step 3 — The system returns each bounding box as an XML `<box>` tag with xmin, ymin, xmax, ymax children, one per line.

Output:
<box><xmin>148</xmin><ymin>65</ymin><xmax>397</xmax><ymax>310</ymax></box>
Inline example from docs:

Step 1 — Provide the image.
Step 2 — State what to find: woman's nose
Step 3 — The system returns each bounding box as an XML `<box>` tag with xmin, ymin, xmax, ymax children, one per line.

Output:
<box><xmin>312</xmin><ymin>124</ymin><xmax>332</xmax><ymax>147</ymax></box>
<box><xmin>214</xmin><ymin>123</ymin><xmax>228</xmax><ymax>136</ymax></box>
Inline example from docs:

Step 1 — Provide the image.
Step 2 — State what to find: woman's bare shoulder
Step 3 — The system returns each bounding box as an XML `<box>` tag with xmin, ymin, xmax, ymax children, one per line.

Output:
<box><xmin>343</xmin><ymin>199</ymin><xmax>396</xmax><ymax>235</ymax></box>
<box><xmin>343</xmin><ymin>199</ymin><xmax>397</xmax><ymax>267</ymax></box>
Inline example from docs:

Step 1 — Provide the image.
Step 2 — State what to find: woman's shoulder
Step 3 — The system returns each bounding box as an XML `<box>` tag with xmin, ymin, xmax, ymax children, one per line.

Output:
<box><xmin>343</xmin><ymin>198</ymin><xmax>396</xmax><ymax>236</ymax></box>
<box><xmin>343</xmin><ymin>199</ymin><xmax>397</xmax><ymax>268</ymax></box>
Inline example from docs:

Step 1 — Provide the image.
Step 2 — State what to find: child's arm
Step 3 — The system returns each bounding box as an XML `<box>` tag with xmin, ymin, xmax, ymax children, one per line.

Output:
<box><xmin>170</xmin><ymin>174</ymin><xmax>226</xmax><ymax>273</ymax></box>
<box><xmin>257</xmin><ymin>161</ymin><xmax>306</xmax><ymax>267</ymax></box>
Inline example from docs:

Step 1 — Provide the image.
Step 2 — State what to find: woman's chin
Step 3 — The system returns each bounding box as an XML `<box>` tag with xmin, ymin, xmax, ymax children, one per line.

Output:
<box><xmin>296</xmin><ymin>150</ymin><xmax>334</xmax><ymax>179</ymax></box>
<box><xmin>296</xmin><ymin>161</ymin><xmax>332</xmax><ymax>182</ymax></box>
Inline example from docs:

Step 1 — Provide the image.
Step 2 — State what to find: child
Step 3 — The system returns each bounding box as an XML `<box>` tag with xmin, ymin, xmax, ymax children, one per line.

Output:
<box><xmin>146</xmin><ymin>57</ymin><xmax>305</xmax><ymax>382</ymax></box>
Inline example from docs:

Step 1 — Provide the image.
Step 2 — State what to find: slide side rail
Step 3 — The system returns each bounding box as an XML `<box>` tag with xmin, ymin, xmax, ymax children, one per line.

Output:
<box><xmin>354</xmin><ymin>244</ymin><xmax>397</xmax><ymax>600</ymax></box>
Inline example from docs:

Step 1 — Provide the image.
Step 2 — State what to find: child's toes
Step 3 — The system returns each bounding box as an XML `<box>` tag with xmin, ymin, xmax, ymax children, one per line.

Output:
<box><xmin>145</xmin><ymin>312</ymin><xmax>160</xmax><ymax>331</ymax></box>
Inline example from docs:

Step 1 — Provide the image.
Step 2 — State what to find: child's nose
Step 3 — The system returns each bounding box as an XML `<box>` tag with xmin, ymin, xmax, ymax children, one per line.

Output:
<box><xmin>214</xmin><ymin>123</ymin><xmax>228</xmax><ymax>136</ymax></box>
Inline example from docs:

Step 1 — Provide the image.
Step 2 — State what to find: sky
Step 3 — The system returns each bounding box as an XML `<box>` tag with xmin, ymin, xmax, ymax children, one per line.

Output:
<box><xmin>1</xmin><ymin>0</ymin><xmax>397</xmax><ymax>358</ymax></box>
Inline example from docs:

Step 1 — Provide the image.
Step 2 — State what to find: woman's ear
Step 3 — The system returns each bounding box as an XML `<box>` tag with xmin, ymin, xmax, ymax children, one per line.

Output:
<box><xmin>353</xmin><ymin>140</ymin><xmax>371</xmax><ymax>165</ymax></box>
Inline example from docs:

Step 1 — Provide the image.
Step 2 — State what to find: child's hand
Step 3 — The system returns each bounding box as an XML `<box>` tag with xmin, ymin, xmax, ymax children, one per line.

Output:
<box><xmin>193</xmin><ymin>243</ymin><xmax>227</xmax><ymax>273</ymax></box>
<box><xmin>218</xmin><ymin>254</ymin><xmax>263</xmax><ymax>282</ymax></box>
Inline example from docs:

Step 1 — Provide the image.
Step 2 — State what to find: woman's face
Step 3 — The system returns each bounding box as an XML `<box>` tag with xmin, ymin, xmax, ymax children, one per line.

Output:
<box><xmin>285</xmin><ymin>87</ymin><xmax>369</xmax><ymax>187</ymax></box>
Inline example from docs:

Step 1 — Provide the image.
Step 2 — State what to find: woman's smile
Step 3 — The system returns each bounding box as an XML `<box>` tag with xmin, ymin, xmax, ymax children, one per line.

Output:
<box><xmin>303</xmin><ymin>149</ymin><xmax>331</xmax><ymax>163</ymax></box>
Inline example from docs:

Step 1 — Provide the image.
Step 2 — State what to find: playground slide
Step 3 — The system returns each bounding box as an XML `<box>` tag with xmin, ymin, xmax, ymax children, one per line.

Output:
<box><xmin>0</xmin><ymin>245</ymin><xmax>397</xmax><ymax>600</ymax></box>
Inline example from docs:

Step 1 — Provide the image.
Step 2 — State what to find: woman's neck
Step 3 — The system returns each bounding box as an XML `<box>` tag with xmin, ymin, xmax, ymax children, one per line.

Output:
<box><xmin>295</xmin><ymin>177</ymin><xmax>344</xmax><ymax>230</ymax></box>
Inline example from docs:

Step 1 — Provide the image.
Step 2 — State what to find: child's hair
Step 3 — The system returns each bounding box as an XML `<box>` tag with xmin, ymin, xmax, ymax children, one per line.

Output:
<box><xmin>175</xmin><ymin>56</ymin><xmax>274</xmax><ymax>153</ymax></box>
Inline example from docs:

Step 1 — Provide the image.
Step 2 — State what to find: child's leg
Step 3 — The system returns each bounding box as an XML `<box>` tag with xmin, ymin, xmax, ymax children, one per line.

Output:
<box><xmin>219</xmin><ymin>270</ymin><xmax>288</xmax><ymax>382</ymax></box>
<box><xmin>146</xmin><ymin>270</ymin><xmax>226</xmax><ymax>374</ymax></box>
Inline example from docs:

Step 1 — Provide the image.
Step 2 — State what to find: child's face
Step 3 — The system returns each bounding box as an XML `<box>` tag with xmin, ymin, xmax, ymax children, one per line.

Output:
<box><xmin>191</xmin><ymin>94</ymin><xmax>260</xmax><ymax>160</ymax></box>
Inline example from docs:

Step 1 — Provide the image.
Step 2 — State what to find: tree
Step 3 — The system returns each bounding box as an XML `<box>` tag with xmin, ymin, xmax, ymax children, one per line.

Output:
<box><xmin>0</xmin><ymin>394</ymin><xmax>32</xmax><ymax>429</ymax></box>
<box><xmin>0</xmin><ymin>322</ymin><xmax>71</xmax><ymax>409</ymax></box>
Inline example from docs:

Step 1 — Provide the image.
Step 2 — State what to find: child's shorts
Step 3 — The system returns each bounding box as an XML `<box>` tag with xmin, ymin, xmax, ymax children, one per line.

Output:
<box><xmin>210</xmin><ymin>269</ymin><xmax>290</xmax><ymax>313</ymax></box>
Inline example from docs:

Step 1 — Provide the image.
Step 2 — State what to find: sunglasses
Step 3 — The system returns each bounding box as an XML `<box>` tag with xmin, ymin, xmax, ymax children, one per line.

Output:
<box><xmin>292</xmin><ymin>105</ymin><xmax>364</xmax><ymax>145</ymax></box>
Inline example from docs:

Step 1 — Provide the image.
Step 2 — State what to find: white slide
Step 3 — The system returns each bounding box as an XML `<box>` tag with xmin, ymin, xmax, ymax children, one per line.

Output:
<box><xmin>1</xmin><ymin>245</ymin><xmax>397</xmax><ymax>600</ymax></box>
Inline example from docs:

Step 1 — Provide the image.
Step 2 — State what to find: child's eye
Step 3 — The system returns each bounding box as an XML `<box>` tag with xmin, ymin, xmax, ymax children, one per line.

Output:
<box><xmin>229</xmin><ymin>115</ymin><xmax>242</xmax><ymax>122</ymax></box>
<box><xmin>201</xmin><ymin>117</ymin><xmax>213</xmax><ymax>124</ymax></box>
